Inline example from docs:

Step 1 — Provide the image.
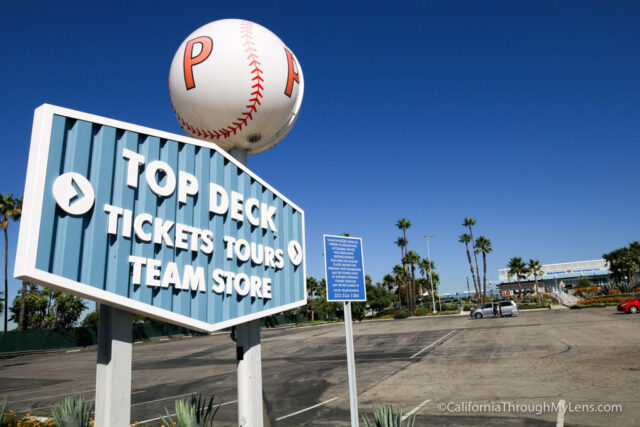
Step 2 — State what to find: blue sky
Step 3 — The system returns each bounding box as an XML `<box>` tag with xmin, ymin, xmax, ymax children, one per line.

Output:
<box><xmin>2</xmin><ymin>1</ymin><xmax>639</xmax><ymax>325</ymax></box>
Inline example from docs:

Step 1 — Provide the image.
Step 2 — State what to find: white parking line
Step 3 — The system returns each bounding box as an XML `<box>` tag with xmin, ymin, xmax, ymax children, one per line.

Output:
<box><xmin>402</xmin><ymin>399</ymin><xmax>431</xmax><ymax>421</ymax></box>
<box><xmin>134</xmin><ymin>399</ymin><xmax>237</xmax><ymax>425</ymax></box>
<box><xmin>556</xmin><ymin>399</ymin><xmax>566</xmax><ymax>427</ymax></box>
<box><xmin>7</xmin><ymin>389</ymin><xmax>94</xmax><ymax>404</ymax></box>
<box><xmin>131</xmin><ymin>392</ymin><xmax>193</xmax><ymax>407</ymax></box>
<box><xmin>275</xmin><ymin>397</ymin><xmax>339</xmax><ymax>421</ymax></box>
<box><xmin>410</xmin><ymin>330</ymin><xmax>456</xmax><ymax>359</ymax></box>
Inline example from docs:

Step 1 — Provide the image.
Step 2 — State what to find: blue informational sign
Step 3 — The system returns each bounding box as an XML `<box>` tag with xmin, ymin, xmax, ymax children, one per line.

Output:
<box><xmin>323</xmin><ymin>235</ymin><xmax>366</xmax><ymax>302</ymax></box>
<box><xmin>14</xmin><ymin>105</ymin><xmax>306</xmax><ymax>332</ymax></box>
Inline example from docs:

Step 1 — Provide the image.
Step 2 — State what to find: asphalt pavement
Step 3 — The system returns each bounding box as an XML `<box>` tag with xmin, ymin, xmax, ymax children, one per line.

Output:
<box><xmin>1</xmin><ymin>307</ymin><xmax>638</xmax><ymax>426</ymax></box>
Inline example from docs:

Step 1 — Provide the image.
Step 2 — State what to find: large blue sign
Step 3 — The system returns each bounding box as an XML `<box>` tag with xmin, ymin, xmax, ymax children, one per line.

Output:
<box><xmin>323</xmin><ymin>235</ymin><xmax>366</xmax><ymax>302</ymax></box>
<box><xmin>15</xmin><ymin>104</ymin><xmax>306</xmax><ymax>332</ymax></box>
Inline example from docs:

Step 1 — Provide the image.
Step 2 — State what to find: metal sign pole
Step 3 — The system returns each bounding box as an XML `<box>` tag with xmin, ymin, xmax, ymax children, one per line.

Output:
<box><xmin>95</xmin><ymin>305</ymin><xmax>133</xmax><ymax>427</ymax></box>
<box><xmin>230</xmin><ymin>148</ymin><xmax>264</xmax><ymax>427</ymax></box>
<box><xmin>343</xmin><ymin>301</ymin><xmax>359</xmax><ymax>427</ymax></box>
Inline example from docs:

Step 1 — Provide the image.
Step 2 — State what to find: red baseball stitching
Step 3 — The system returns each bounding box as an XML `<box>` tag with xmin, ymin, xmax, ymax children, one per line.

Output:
<box><xmin>172</xmin><ymin>20</ymin><xmax>264</xmax><ymax>141</ymax></box>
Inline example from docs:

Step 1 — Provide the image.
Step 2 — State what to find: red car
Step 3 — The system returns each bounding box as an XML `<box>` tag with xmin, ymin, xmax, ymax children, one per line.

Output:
<box><xmin>617</xmin><ymin>296</ymin><xmax>640</xmax><ymax>313</ymax></box>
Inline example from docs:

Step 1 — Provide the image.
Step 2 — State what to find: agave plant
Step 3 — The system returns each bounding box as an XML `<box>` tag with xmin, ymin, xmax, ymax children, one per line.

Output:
<box><xmin>616</xmin><ymin>281</ymin><xmax>635</xmax><ymax>294</ymax></box>
<box><xmin>0</xmin><ymin>397</ymin><xmax>7</xmax><ymax>425</ymax></box>
<box><xmin>362</xmin><ymin>405</ymin><xmax>415</xmax><ymax>427</ymax></box>
<box><xmin>162</xmin><ymin>394</ymin><xmax>219</xmax><ymax>427</ymax></box>
<box><xmin>51</xmin><ymin>396</ymin><xmax>94</xmax><ymax>427</ymax></box>
<box><xmin>599</xmin><ymin>283</ymin><xmax>614</xmax><ymax>295</ymax></box>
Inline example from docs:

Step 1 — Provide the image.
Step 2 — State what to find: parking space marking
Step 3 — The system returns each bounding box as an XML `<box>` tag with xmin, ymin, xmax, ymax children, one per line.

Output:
<box><xmin>402</xmin><ymin>398</ymin><xmax>431</xmax><ymax>421</ymax></box>
<box><xmin>131</xmin><ymin>392</ymin><xmax>193</xmax><ymax>407</ymax></box>
<box><xmin>556</xmin><ymin>399</ymin><xmax>566</xmax><ymax>427</ymax></box>
<box><xmin>410</xmin><ymin>330</ymin><xmax>457</xmax><ymax>359</ymax></box>
<box><xmin>275</xmin><ymin>397</ymin><xmax>339</xmax><ymax>421</ymax></box>
<box><xmin>134</xmin><ymin>399</ymin><xmax>237</xmax><ymax>425</ymax></box>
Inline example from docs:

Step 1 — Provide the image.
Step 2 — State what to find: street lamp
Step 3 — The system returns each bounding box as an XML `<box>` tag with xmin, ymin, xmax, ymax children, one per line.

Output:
<box><xmin>421</xmin><ymin>235</ymin><xmax>437</xmax><ymax>313</ymax></box>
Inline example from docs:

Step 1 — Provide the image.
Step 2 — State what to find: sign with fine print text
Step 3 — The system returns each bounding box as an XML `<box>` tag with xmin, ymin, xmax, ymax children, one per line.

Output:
<box><xmin>324</xmin><ymin>235</ymin><xmax>366</xmax><ymax>302</ymax></box>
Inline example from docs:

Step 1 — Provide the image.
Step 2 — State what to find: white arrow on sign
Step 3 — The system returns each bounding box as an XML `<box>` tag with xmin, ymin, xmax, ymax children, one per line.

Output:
<box><xmin>52</xmin><ymin>172</ymin><xmax>95</xmax><ymax>216</ymax></box>
<box><xmin>287</xmin><ymin>240</ymin><xmax>303</xmax><ymax>266</ymax></box>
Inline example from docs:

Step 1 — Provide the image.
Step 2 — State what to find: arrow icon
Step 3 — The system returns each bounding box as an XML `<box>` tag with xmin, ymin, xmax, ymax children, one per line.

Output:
<box><xmin>287</xmin><ymin>240</ymin><xmax>303</xmax><ymax>266</ymax></box>
<box><xmin>53</xmin><ymin>172</ymin><xmax>95</xmax><ymax>216</ymax></box>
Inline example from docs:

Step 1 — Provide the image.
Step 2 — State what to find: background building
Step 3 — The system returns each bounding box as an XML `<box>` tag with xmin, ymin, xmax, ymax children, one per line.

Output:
<box><xmin>496</xmin><ymin>259</ymin><xmax>611</xmax><ymax>295</ymax></box>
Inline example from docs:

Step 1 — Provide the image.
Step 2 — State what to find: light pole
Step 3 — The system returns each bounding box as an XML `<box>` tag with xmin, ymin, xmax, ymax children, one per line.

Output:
<box><xmin>421</xmin><ymin>235</ymin><xmax>437</xmax><ymax>313</ymax></box>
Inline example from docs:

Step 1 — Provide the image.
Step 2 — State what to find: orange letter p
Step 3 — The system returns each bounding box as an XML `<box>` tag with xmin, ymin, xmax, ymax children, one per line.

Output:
<box><xmin>183</xmin><ymin>36</ymin><xmax>213</xmax><ymax>90</ymax></box>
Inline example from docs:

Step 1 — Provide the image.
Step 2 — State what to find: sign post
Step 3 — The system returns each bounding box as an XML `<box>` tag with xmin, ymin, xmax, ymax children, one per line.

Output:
<box><xmin>323</xmin><ymin>235</ymin><xmax>366</xmax><ymax>427</ymax></box>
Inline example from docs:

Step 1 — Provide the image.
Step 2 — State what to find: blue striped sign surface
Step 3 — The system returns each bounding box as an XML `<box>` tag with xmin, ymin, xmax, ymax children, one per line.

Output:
<box><xmin>15</xmin><ymin>104</ymin><xmax>306</xmax><ymax>332</ymax></box>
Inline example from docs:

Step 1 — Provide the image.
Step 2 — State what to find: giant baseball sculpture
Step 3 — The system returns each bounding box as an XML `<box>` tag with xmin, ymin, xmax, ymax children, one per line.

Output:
<box><xmin>168</xmin><ymin>19</ymin><xmax>304</xmax><ymax>155</ymax></box>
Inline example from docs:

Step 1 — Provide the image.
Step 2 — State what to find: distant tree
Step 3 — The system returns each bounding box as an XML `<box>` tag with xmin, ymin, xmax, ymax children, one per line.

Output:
<box><xmin>81</xmin><ymin>309</ymin><xmax>99</xmax><ymax>328</ymax></box>
<box><xmin>474</xmin><ymin>236</ymin><xmax>492</xmax><ymax>302</ymax></box>
<box><xmin>367</xmin><ymin>281</ymin><xmax>394</xmax><ymax>315</ymax></box>
<box><xmin>403</xmin><ymin>250</ymin><xmax>420</xmax><ymax>314</ymax></box>
<box><xmin>394</xmin><ymin>237</ymin><xmax>407</xmax><ymax>259</ymax></box>
<box><xmin>507</xmin><ymin>257</ymin><xmax>529</xmax><ymax>301</ymax></box>
<box><xmin>1</xmin><ymin>194</ymin><xmax>22</xmax><ymax>332</ymax></box>
<box><xmin>392</xmin><ymin>264</ymin><xmax>406</xmax><ymax>307</ymax></box>
<box><xmin>603</xmin><ymin>242</ymin><xmax>640</xmax><ymax>284</ymax></box>
<box><xmin>306</xmin><ymin>276</ymin><xmax>323</xmax><ymax>321</ymax></box>
<box><xmin>10</xmin><ymin>284</ymin><xmax>87</xmax><ymax>329</ymax></box>
<box><xmin>459</xmin><ymin>234</ymin><xmax>480</xmax><ymax>300</ymax></box>
<box><xmin>528</xmin><ymin>259</ymin><xmax>544</xmax><ymax>304</ymax></box>
<box><xmin>463</xmin><ymin>218</ymin><xmax>481</xmax><ymax>299</ymax></box>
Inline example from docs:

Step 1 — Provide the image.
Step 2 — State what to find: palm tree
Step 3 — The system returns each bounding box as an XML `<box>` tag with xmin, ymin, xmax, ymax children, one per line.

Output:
<box><xmin>306</xmin><ymin>276</ymin><xmax>321</xmax><ymax>321</ymax></box>
<box><xmin>528</xmin><ymin>259</ymin><xmax>544</xmax><ymax>304</ymax></box>
<box><xmin>392</xmin><ymin>264</ymin><xmax>406</xmax><ymax>307</ymax></box>
<box><xmin>394</xmin><ymin>237</ymin><xmax>407</xmax><ymax>259</ymax></box>
<box><xmin>474</xmin><ymin>236</ymin><xmax>492</xmax><ymax>302</ymax></box>
<box><xmin>463</xmin><ymin>218</ymin><xmax>481</xmax><ymax>299</ymax></box>
<box><xmin>419</xmin><ymin>258</ymin><xmax>436</xmax><ymax>310</ymax></box>
<box><xmin>403</xmin><ymin>250</ymin><xmax>420</xmax><ymax>314</ymax></box>
<box><xmin>1</xmin><ymin>194</ymin><xmax>22</xmax><ymax>332</ymax></box>
<box><xmin>507</xmin><ymin>257</ymin><xmax>529</xmax><ymax>301</ymax></box>
<box><xmin>459</xmin><ymin>233</ymin><xmax>481</xmax><ymax>301</ymax></box>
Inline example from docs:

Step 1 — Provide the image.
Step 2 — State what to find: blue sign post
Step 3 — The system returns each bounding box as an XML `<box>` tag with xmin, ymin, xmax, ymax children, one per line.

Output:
<box><xmin>323</xmin><ymin>234</ymin><xmax>366</xmax><ymax>427</ymax></box>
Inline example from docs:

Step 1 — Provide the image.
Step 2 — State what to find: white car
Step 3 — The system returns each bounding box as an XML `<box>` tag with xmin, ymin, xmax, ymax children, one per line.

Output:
<box><xmin>470</xmin><ymin>301</ymin><xmax>518</xmax><ymax>319</ymax></box>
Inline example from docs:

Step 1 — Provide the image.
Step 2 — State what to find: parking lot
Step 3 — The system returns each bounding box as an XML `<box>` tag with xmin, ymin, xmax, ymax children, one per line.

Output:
<box><xmin>1</xmin><ymin>307</ymin><xmax>638</xmax><ymax>426</ymax></box>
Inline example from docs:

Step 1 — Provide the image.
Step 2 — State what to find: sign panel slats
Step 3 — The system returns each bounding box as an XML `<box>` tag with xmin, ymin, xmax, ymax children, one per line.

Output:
<box><xmin>16</xmin><ymin>104</ymin><xmax>306</xmax><ymax>332</ymax></box>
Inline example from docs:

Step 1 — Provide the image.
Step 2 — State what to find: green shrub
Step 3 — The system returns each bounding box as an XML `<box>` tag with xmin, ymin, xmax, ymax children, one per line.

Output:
<box><xmin>415</xmin><ymin>307</ymin><xmax>431</xmax><ymax>316</ymax></box>
<box><xmin>616</xmin><ymin>282</ymin><xmax>635</xmax><ymax>294</ymax></box>
<box><xmin>393</xmin><ymin>310</ymin><xmax>411</xmax><ymax>319</ymax></box>
<box><xmin>362</xmin><ymin>405</ymin><xmax>415</xmax><ymax>427</ymax></box>
<box><xmin>576</xmin><ymin>278</ymin><xmax>594</xmax><ymax>288</ymax></box>
<box><xmin>162</xmin><ymin>394</ymin><xmax>219</xmax><ymax>427</ymax></box>
<box><xmin>52</xmin><ymin>396</ymin><xmax>93</xmax><ymax>427</ymax></box>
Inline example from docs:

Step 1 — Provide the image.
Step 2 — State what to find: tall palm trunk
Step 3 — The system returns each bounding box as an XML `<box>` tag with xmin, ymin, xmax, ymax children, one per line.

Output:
<box><xmin>517</xmin><ymin>277</ymin><xmax>523</xmax><ymax>301</ymax></box>
<box><xmin>3</xmin><ymin>227</ymin><xmax>7</xmax><ymax>333</ymax></box>
<box><xmin>482</xmin><ymin>252</ymin><xmax>487</xmax><ymax>301</ymax></box>
<box><xmin>464</xmin><ymin>242</ymin><xmax>480</xmax><ymax>301</ymax></box>
<box><xmin>534</xmin><ymin>278</ymin><xmax>541</xmax><ymax>304</ymax></box>
<box><xmin>468</xmin><ymin>227</ymin><xmax>481</xmax><ymax>302</ymax></box>
<box><xmin>18</xmin><ymin>282</ymin><xmax>27</xmax><ymax>330</ymax></box>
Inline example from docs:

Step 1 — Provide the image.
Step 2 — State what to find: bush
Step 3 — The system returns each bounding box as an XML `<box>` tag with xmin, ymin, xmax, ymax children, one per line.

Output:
<box><xmin>574</xmin><ymin>287</ymin><xmax>599</xmax><ymax>297</ymax></box>
<box><xmin>393</xmin><ymin>309</ymin><xmax>411</xmax><ymax>319</ymax></box>
<box><xmin>362</xmin><ymin>405</ymin><xmax>415</xmax><ymax>427</ymax></box>
<box><xmin>576</xmin><ymin>278</ymin><xmax>594</xmax><ymax>288</ymax></box>
<box><xmin>52</xmin><ymin>396</ymin><xmax>93</xmax><ymax>427</ymax></box>
<box><xmin>578</xmin><ymin>296</ymin><xmax>627</xmax><ymax>304</ymax></box>
<box><xmin>608</xmin><ymin>289</ymin><xmax>621</xmax><ymax>295</ymax></box>
<box><xmin>616</xmin><ymin>282</ymin><xmax>635</xmax><ymax>293</ymax></box>
<box><xmin>415</xmin><ymin>307</ymin><xmax>431</xmax><ymax>316</ymax></box>
<box><xmin>162</xmin><ymin>395</ymin><xmax>219</xmax><ymax>427</ymax></box>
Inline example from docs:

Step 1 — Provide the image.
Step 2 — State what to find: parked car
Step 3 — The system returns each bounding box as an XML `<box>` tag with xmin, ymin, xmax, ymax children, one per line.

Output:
<box><xmin>617</xmin><ymin>295</ymin><xmax>640</xmax><ymax>314</ymax></box>
<box><xmin>470</xmin><ymin>301</ymin><xmax>519</xmax><ymax>319</ymax></box>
